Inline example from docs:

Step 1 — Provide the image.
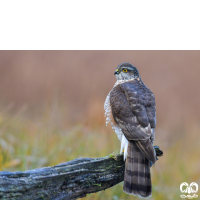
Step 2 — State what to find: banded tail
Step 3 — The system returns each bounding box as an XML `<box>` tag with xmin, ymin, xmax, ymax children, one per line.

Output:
<box><xmin>123</xmin><ymin>141</ymin><xmax>153</xmax><ymax>198</ymax></box>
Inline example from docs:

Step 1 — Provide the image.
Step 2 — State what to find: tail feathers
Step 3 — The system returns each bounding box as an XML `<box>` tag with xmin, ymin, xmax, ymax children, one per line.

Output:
<box><xmin>123</xmin><ymin>141</ymin><xmax>152</xmax><ymax>198</ymax></box>
<box><xmin>136</xmin><ymin>139</ymin><xmax>156</xmax><ymax>164</ymax></box>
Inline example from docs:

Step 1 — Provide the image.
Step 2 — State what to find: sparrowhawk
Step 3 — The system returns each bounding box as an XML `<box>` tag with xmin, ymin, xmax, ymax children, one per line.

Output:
<box><xmin>104</xmin><ymin>62</ymin><xmax>156</xmax><ymax>198</ymax></box>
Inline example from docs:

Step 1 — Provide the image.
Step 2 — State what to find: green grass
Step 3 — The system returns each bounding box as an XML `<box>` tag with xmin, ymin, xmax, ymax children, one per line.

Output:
<box><xmin>0</xmin><ymin>110</ymin><xmax>199</xmax><ymax>200</ymax></box>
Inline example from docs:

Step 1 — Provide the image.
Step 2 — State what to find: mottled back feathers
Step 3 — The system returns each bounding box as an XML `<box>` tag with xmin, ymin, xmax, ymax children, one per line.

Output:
<box><xmin>110</xmin><ymin>79</ymin><xmax>156</xmax><ymax>144</ymax></box>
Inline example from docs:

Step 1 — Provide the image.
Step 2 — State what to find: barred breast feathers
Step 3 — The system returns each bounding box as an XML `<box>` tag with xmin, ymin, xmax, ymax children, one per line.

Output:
<box><xmin>104</xmin><ymin>90</ymin><xmax>123</xmax><ymax>141</ymax></box>
<box><xmin>104</xmin><ymin>79</ymin><xmax>134</xmax><ymax>142</ymax></box>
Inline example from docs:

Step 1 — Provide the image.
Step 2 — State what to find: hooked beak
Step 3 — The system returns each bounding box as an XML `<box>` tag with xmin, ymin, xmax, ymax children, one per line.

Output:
<box><xmin>114</xmin><ymin>69</ymin><xmax>119</xmax><ymax>75</ymax></box>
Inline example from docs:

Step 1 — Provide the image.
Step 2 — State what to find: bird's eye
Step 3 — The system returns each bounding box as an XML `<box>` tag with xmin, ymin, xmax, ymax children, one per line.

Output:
<box><xmin>122</xmin><ymin>69</ymin><xmax>127</xmax><ymax>73</ymax></box>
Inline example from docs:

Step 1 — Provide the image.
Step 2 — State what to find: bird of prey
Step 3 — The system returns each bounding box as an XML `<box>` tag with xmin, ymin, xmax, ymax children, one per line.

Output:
<box><xmin>104</xmin><ymin>62</ymin><xmax>156</xmax><ymax>198</ymax></box>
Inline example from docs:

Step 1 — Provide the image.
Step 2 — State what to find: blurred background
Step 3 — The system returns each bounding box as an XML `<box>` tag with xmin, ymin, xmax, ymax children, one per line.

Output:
<box><xmin>0</xmin><ymin>51</ymin><xmax>199</xmax><ymax>200</ymax></box>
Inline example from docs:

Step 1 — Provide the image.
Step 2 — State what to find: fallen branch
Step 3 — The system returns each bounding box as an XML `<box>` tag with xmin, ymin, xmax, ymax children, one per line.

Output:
<box><xmin>0</xmin><ymin>146</ymin><xmax>163</xmax><ymax>200</ymax></box>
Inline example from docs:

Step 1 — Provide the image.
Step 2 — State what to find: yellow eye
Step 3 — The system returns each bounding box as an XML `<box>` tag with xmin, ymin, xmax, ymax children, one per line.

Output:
<box><xmin>122</xmin><ymin>69</ymin><xmax>127</xmax><ymax>73</ymax></box>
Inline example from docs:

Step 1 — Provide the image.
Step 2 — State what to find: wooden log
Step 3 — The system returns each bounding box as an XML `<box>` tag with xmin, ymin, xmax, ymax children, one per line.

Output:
<box><xmin>0</xmin><ymin>146</ymin><xmax>163</xmax><ymax>200</ymax></box>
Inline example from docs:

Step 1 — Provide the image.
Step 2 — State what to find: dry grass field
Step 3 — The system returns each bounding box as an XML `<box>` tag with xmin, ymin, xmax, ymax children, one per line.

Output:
<box><xmin>0</xmin><ymin>51</ymin><xmax>200</xmax><ymax>199</ymax></box>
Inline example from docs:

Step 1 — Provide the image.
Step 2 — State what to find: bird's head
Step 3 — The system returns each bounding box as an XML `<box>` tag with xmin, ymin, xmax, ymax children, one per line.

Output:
<box><xmin>114</xmin><ymin>62</ymin><xmax>140</xmax><ymax>81</ymax></box>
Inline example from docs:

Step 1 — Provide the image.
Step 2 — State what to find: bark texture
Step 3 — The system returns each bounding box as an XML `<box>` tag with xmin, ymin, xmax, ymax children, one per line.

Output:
<box><xmin>0</xmin><ymin>146</ymin><xmax>163</xmax><ymax>200</ymax></box>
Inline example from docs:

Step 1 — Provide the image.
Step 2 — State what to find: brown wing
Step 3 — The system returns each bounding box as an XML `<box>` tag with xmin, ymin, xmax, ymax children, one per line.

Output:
<box><xmin>120</xmin><ymin>79</ymin><xmax>156</xmax><ymax>129</ymax></box>
<box><xmin>110</xmin><ymin>79</ymin><xmax>156</xmax><ymax>163</ymax></box>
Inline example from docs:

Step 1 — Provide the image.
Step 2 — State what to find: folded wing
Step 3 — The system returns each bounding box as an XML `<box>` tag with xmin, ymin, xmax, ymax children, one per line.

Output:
<box><xmin>110</xmin><ymin>79</ymin><xmax>156</xmax><ymax>163</ymax></box>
